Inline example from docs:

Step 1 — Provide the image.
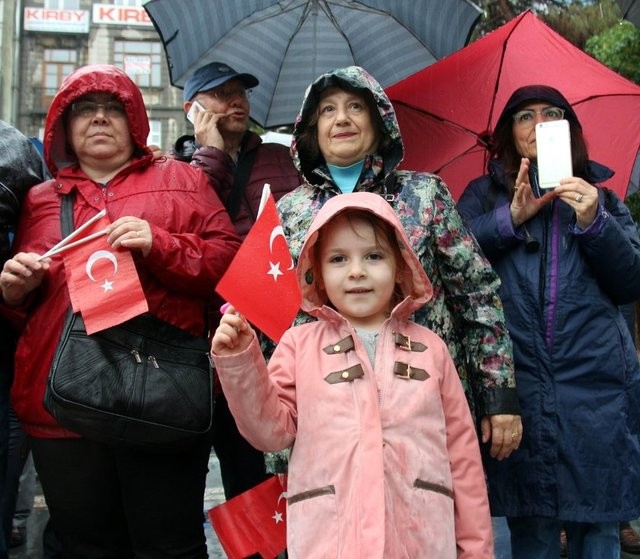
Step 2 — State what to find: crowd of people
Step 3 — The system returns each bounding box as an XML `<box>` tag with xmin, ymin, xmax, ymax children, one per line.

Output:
<box><xmin>0</xmin><ymin>55</ymin><xmax>639</xmax><ymax>559</ymax></box>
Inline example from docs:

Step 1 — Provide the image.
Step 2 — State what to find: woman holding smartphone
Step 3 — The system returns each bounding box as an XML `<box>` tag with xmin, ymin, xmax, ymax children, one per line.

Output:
<box><xmin>457</xmin><ymin>84</ymin><xmax>640</xmax><ymax>559</ymax></box>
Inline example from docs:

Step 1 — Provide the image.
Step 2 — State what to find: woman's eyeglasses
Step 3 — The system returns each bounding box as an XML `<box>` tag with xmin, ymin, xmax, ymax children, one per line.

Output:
<box><xmin>512</xmin><ymin>107</ymin><xmax>565</xmax><ymax>126</ymax></box>
<box><xmin>70</xmin><ymin>101</ymin><xmax>126</xmax><ymax>118</ymax></box>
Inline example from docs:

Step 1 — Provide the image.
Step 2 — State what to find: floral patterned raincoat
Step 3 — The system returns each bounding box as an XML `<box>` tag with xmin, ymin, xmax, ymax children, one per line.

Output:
<box><xmin>277</xmin><ymin>65</ymin><xmax>517</xmax><ymax>421</ymax></box>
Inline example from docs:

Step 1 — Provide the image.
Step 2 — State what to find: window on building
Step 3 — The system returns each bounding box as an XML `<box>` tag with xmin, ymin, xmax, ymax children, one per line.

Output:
<box><xmin>42</xmin><ymin>49</ymin><xmax>77</xmax><ymax>109</ymax></box>
<box><xmin>45</xmin><ymin>0</ymin><xmax>80</xmax><ymax>9</ymax></box>
<box><xmin>114</xmin><ymin>41</ymin><xmax>162</xmax><ymax>88</ymax></box>
<box><xmin>114</xmin><ymin>0</ymin><xmax>146</xmax><ymax>5</ymax></box>
<box><xmin>148</xmin><ymin>120</ymin><xmax>162</xmax><ymax>149</ymax></box>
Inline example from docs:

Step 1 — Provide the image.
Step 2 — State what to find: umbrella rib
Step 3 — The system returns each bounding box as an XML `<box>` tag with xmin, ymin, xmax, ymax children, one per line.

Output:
<box><xmin>327</xmin><ymin>1</ymin><xmax>441</xmax><ymax>60</ymax></box>
<box><xmin>261</xmin><ymin>2</ymin><xmax>314</xmax><ymax>124</ymax></box>
<box><xmin>226</xmin><ymin>1</ymin><xmax>310</xmax><ymax>125</ymax></box>
<box><xmin>572</xmin><ymin>93</ymin><xmax>640</xmax><ymax>106</ymax></box>
<box><xmin>391</xmin><ymin>100</ymin><xmax>487</xmax><ymax>143</ymax></box>
<box><xmin>319</xmin><ymin>1</ymin><xmax>354</xmax><ymax>58</ymax></box>
<box><xmin>486</xmin><ymin>15</ymin><xmax>525</xmax><ymax>135</ymax></box>
<box><xmin>163</xmin><ymin>29</ymin><xmax>178</xmax><ymax>47</ymax></box>
<box><xmin>484</xmin><ymin>11</ymin><xmax>538</xmax><ymax>135</ymax></box>
<box><xmin>435</xmin><ymin>145</ymin><xmax>489</xmax><ymax>176</ymax></box>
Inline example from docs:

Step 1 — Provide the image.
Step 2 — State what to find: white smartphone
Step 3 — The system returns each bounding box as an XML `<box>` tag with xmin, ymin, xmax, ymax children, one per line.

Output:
<box><xmin>536</xmin><ymin>119</ymin><xmax>573</xmax><ymax>189</ymax></box>
<box><xmin>186</xmin><ymin>100</ymin><xmax>205</xmax><ymax>124</ymax></box>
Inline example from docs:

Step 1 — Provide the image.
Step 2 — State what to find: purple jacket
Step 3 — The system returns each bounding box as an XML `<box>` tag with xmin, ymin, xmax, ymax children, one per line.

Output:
<box><xmin>190</xmin><ymin>131</ymin><xmax>301</xmax><ymax>239</ymax></box>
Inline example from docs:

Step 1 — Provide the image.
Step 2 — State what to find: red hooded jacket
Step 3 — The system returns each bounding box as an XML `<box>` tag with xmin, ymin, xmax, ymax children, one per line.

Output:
<box><xmin>6</xmin><ymin>65</ymin><xmax>240</xmax><ymax>438</ymax></box>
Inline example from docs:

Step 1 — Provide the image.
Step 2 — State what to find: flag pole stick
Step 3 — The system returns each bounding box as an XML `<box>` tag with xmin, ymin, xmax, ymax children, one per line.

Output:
<box><xmin>257</xmin><ymin>183</ymin><xmax>271</xmax><ymax>218</ymax></box>
<box><xmin>40</xmin><ymin>209</ymin><xmax>107</xmax><ymax>259</ymax></box>
<box><xmin>38</xmin><ymin>228</ymin><xmax>109</xmax><ymax>260</ymax></box>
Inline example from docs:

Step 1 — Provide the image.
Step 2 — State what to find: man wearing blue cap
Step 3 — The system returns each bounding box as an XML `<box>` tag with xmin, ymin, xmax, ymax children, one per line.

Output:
<box><xmin>175</xmin><ymin>62</ymin><xmax>301</xmax><ymax>506</ymax></box>
<box><xmin>177</xmin><ymin>61</ymin><xmax>300</xmax><ymax>238</ymax></box>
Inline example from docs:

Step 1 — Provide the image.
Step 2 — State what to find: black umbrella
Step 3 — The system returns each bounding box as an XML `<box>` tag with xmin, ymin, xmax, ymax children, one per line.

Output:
<box><xmin>618</xmin><ymin>0</ymin><xmax>640</xmax><ymax>26</ymax></box>
<box><xmin>144</xmin><ymin>0</ymin><xmax>481</xmax><ymax>127</ymax></box>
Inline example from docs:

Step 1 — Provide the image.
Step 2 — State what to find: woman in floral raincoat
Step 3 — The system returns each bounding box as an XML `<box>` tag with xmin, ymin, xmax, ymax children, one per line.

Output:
<box><xmin>276</xmin><ymin>65</ymin><xmax>521</xmax><ymax>458</ymax></box>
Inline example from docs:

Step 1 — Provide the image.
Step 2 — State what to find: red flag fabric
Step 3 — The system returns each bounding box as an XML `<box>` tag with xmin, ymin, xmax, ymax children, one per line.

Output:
<box><xmin>61</xmin><ymin>214</ymin><xmax>148</xmax><ymax>334</ymax></box>
<box><xmin>216</xmin><ymin>194</ymin><xmax>301</xmax><ymax>342</ymax></box>
<box><xmin>208</xmin><ymin>475</ymin><xmax>287</xmax><ymax>559</ymax></box>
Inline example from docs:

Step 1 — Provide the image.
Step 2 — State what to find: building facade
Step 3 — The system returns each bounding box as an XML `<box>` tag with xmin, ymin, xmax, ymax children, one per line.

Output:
<box><xmin>4</xmin><ymin>0</ymin><xmax>189</xmax><ymax>151</ymax></box>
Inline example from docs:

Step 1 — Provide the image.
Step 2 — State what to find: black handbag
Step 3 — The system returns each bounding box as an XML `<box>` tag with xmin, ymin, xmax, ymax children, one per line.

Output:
<box><xmin>43</xmin><ymin>195</ymin><xmax>213</xmax><ymax>449</ymax></box>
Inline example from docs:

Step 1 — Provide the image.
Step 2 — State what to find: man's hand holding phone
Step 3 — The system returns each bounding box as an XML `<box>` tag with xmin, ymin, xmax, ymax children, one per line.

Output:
<box><xmin>186</xmin><ymin>101</ymin><xmax>233</xmax><ymax>152</ymax></box>
<box><xmin>186</xmin><ymin>100</ymin><xmax>205</xmax><ymax>124</ymax></box>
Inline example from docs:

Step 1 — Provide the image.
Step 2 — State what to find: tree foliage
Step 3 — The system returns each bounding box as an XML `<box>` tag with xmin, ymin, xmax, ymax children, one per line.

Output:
<box><xmin>469</xmin><ymin>0</ymin><xmax>623</xmax><ymax>44</ymax></box>
<box><xmin>544</xmin><ymin>0</ymin><xmax>622</xmax><ymax>48</ymax></box>
<box><xmin>585</xmin><ymin>21</ymin><xmax>640</xmax><ymax>83</ymax></box>
<box><xmin>469</xmin><ymin>0</ymin><xmax>566</xmax><ymax>36</ymax></box>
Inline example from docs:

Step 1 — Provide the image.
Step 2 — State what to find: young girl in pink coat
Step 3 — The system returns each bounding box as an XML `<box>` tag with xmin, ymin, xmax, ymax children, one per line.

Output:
<box><xmin>211</xmin><ymin>192</ymin><xmax>493</xmax><ymax>558</ymax></box>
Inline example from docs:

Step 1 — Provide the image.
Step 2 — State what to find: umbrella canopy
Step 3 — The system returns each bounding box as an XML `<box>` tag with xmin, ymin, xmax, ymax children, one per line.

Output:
<box><xmin>144</xmin><ymin>0</ymin><xmax>481</xmax><ymax>128</ymax></box>
<box><xmin>386</xmin><ymin>10</ymin><xmax>640</xmax><ymax>201</ymax></box>
<box><xmin>618</xmin><ymin>0</ymin><xmax>640</xmax><ymax>26</ymax></box>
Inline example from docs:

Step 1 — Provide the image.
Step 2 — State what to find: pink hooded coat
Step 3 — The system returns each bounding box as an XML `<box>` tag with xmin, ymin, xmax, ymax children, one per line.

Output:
<box><xmin>213</xmin><ymin>193</ymin><xmax>493</xmax><ymax>558</ymax></box>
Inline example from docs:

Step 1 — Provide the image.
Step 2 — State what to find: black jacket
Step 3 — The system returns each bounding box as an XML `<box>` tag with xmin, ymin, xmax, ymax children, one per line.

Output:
<box><xmin>0</xmin><ymin>121</ymin><xmax>49</xmax><ymax>265</ymax></box>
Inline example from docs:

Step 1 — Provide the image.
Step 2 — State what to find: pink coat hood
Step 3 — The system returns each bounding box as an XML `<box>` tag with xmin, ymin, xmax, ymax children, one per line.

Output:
<box><xmin>44</xmin><ymin>64</ymin><xmax>152</xmax><ymax>175</ymax></box>
<box><xmin>297</xmin><ymin>192</ymin><xmax>433</xmax><ymax>317</ymax></box>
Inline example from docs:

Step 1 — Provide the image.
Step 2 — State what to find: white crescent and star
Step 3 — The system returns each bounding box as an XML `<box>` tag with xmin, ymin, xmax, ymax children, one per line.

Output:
<box><xmin>85</xmin><ymin>250</ymin><xmax>118</xmax><ymax>293</ymax></box>
<box><xmin>268</xmin><ymin>226</ymin><xmax>294</xmax><ymax>282</ymax></box>
<box><xmin>272</xmin><ymin>491</ymin><xmax>286</xmax><ymax>524</ymax></box>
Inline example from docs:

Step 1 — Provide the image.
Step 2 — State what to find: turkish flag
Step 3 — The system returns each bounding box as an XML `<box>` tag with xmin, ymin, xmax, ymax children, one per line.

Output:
<box><xmin>216</xmin><ymin>193</ymin><xmax>301</xmax><ymax>342</ymax></box>
<box><xmin>62</xmin><ymin>214</ymin><xmax>148</xmax><ymax>335</ymax></box>
<box><xmin>208</xmin><ymin>475</ymin><xmax>287</xmax><ymax>559</ymax></box>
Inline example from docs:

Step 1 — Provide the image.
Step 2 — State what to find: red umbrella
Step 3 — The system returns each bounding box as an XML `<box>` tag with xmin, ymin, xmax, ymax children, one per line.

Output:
<box><xmin>386</xmin><ymin>10</ymin><xmax>640</xmax><ymax>201</ymax></box>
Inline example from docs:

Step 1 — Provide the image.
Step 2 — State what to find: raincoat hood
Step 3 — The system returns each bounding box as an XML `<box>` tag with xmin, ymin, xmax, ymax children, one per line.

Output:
<box><xmin>291</xmin><ymin>66</ymin><xmax>403</xmax><ymax>186</ymax></box>
<box><xmin>494</xmin><ymin>84</ymin><xmax>582</xmax><ymax>136</ymax></box>
<box><xmin>43</xmin><ymin>64</ymin><xmax>152</xmax><ymax>175</ymax></box>
<box><xmin>297</xmin><ymin>192</ymin><xmax>432</xmax><ymax>317</ymax></box>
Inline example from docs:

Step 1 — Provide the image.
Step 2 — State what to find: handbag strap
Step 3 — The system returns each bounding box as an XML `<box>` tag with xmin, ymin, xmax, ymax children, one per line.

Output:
<box><xmin>227</xmin><ymin>144</ymin><xmax>257</xmax><ymax>221</ymax></box>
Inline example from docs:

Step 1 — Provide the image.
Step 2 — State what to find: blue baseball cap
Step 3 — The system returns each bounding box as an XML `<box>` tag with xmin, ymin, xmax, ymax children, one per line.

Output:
<box><xmin>183</xmin><ymin>62</ymin><xmax>259</xmax><ymax>102</ymax></box>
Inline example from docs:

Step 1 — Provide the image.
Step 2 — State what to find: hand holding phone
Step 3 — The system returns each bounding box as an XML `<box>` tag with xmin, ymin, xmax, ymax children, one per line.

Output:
<box><xmin>536</xmin><ymin>119</ymin><xmax>572</xmax><ymax>189</ymax></box>
<box><xmin>187</xmin><ymin>101</ymin><xmax>205</xmax><ymax>125</ymax></box>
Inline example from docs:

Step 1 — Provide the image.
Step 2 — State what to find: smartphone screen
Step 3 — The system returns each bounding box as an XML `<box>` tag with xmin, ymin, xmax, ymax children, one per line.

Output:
<box><xmin>187</xmin><ymin>101</ymin><xmax>205</xmax><ymax>124</ymax></box>
<box><xmin>536</xmin><ymin>119</ymin><xmax>572</xmax><ymax>189</ymax></box>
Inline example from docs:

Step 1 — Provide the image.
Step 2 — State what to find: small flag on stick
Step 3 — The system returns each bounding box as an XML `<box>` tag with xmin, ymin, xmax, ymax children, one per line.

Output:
<box><xmin>208</xmin><ymin>475</ymin><xmax>287</xmax><ymax>559</ymax></box>
<box><xmin>216</xmin><ymin>185</ymin><xmax>301</xmax><ymax>342</ymax></box>
<box><xmin>59</xmin><ymin>212</ymin><xmax>148</xmax><ymax>334</ymax></box>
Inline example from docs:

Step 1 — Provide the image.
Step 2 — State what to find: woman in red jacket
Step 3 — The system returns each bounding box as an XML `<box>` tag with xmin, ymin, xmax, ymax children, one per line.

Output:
<box><xmin>0</xmin><ymin>65</ymin><xmax>240</xmax><ymax>558</ymax></box>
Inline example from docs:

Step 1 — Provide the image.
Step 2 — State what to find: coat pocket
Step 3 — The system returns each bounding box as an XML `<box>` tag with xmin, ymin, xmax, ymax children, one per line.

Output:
<box><xmin>414</xmin><ymin>478</ymin><xmax>453</xmax><ymax>499</ymax></box>
<box><xmin>412</xmin><ymin>478</ymin><xmax>456</xmax><ymax>558</ymax></box>
<box><xmin>288</xmin><ymin>485</ymin><xmax>338</xmax><ymax>558</ymax></box>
